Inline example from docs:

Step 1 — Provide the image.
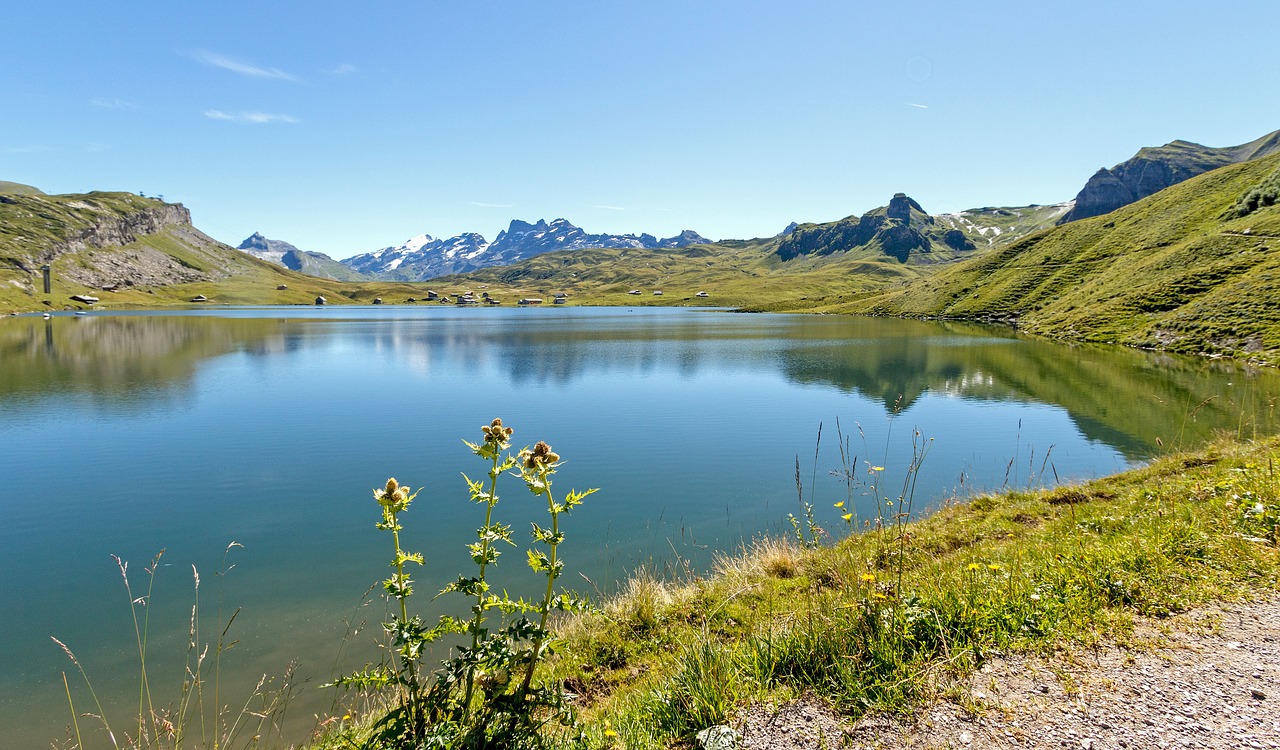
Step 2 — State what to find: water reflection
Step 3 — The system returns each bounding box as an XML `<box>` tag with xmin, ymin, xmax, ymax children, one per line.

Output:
<box><xmin>3</xmin><ymin>309</ymin><xmax>1276</xmax><ymax>458</ymax></box>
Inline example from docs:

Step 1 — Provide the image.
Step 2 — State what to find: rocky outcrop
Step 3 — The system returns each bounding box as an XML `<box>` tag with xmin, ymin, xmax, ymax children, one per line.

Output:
<box><xmin>1</xmin><ymin>192</ymin><xmax>260</xmax><ymax>290</ymax></box>
<box><xmin>1060</xmin><ymin>129</ymin><xmax>1280</xmax><ymax>223</ymax></box>
<box><xmin>38</xmin><ymin>204</ymin><xmax>191</xmax><ymax>266</ymax></box>
<box><xmin>775</xmin><ymin>193</ymin><xmax>942</xmax><ymax>262</ymax></box>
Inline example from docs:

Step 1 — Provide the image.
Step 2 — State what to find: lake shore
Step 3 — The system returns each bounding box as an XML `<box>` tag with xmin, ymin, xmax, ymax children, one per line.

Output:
<box><xmin>300</xmin><ymin>435</ymin><xmax>1279</xmax><ymax>749</ymax></box>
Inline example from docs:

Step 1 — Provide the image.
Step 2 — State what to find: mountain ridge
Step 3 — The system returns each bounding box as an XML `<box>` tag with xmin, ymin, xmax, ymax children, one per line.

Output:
<box><xmin>237</xmin><ymin>232</ymin><xmax>368</xmax><ymax>281</ymax></box>
<box><xmin>1060</xmin><ymin>129</ymin><xmax>1280</xmax><ymax>223</ymax></box>
<box><xmin>341</xmin><ymin>218</ymin><xmax>711</xmax><ymax>280</ymax></box>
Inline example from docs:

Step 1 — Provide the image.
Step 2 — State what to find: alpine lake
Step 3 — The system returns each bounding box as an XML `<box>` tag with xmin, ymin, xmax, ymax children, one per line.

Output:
<box><xmin>3</xmin><ymin>305</ymin><xmax>1278</xmax><ymax>748</ymax></box>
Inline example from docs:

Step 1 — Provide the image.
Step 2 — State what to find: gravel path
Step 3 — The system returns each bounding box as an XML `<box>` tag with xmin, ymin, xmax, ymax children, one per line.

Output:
<box><xmin>736</xmin><ymin>598</ymin><xmax>1280</xmax><ymax>750</ymax></box>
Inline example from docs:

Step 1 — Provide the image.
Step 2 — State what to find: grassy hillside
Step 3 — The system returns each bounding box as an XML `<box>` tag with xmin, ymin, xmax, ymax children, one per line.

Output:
<box><xmin>849</xmin><ymin>154</ymin><xmax>1280</xmax><ymax>366</ymax></box>
<box><xmin>0</xmin><ymin>190</ymin><xmax>463</xmax><ymax>313</ymax></box>
<box><xmin>0</xmin><ymin>180</ymin><xmax>46</xmax><ymax>196</ymax></box>
<box><xmin>433</xmin><ymin>235</ymin><xmax>935</xmax><ymax>311</ymax></box>
<box><xmin>935</xmin><ymin>202</ymin><xmax>1073</xmax><ymax>248</ymax></box>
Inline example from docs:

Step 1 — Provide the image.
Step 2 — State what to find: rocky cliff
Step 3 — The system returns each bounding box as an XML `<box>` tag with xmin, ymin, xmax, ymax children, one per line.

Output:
<box><xmin>1059</xmin><ymin>129</ymin><xmax>1280</xmax><ymax>223</ymax></box>
<box><xmin>1</xmin><ymin>191</ymin><xmax>265</xmax><ymax>291</ymax></box>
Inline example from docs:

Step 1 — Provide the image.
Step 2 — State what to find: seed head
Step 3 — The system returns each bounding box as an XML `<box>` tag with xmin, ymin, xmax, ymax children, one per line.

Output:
<box><xmin>523</xmin><ymin>441</ymin><xmax>560</xmax><ymax>469</ymax></box>
<box><xmin>481</xmin><ymin>418</ymin><xmax>514</xmax><ymax>444</ymax></box>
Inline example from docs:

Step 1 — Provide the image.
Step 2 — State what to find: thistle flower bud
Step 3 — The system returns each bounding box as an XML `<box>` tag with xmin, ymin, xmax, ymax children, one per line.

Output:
<box><xmin>523</xmin><ymin>441</ymin><xmax>558</xmax><ymax>469</ymax></box>
<box><xmin>385</xmin><ymin>478</ymin><xmax>399</xmax><ymax>493</ymax></box>
<box><xmin>482</xmin><ymin>418</ymin><xmax>514</xmax><ymax>444</ymax></box>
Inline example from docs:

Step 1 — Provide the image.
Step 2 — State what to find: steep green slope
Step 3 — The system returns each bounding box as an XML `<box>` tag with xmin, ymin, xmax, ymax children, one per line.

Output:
<box><xmin>854</xmin><ymin>154</ymin><xmax>1280</xmax><ymax>365</ymax></box>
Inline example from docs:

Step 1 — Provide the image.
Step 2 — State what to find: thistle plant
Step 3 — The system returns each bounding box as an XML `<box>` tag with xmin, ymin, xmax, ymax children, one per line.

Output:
<box><xmin>456</xmin><ymin>418</ymin><xmax>518</xmax><ymax>717</ymax></box>
<box><xmin>371</xmin><ymin>477</ymin><xmax>434</xmax><ymax>738</ymax></box>
<box><xmin>516</xmin><ymin>441</ymin><xmax>596</xmax><ymax>700</ymax></box>
<box><xmin>334</xmin><ymin>419</ymin><xmax>596</xmax><ymax>748</ymax></box>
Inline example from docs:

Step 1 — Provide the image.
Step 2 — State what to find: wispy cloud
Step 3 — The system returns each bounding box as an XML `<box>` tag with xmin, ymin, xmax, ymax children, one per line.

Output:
<box><xmin>328</xmin><ymin>63</ymin><xmax>357</xmax><ymax>75</ymax></box>
<box><xmin>194</xmin><ymin>50</ymin><xmax>297</xmax><ymax>81</ymax></box>
<box><xmin>204</xmin><ymin>110</ymin><xmax>299</xmax><ymax>124</ymax></box>
<box><xmin>593</xmin><ymin>204</ymin><xmax>627</xmax><ymax>211</ymax></box>
<box><xmin>90</xmin><ymin>97</ymin><xmax>137</xmax><ymax>110</ymax></box>
<box><xmin>905</xmin><ymin>102</ymin><xmax>929</xmax><ymax>109</ymax></box>
<box><xmin>469</xmin><ymin>201</ymin><xmax>514</xmax><ymax>208</ymax></box>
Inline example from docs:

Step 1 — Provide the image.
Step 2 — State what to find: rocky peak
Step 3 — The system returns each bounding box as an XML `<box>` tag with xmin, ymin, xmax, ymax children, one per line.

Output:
<box><xmin>657</xmin><ymin>229</ymin><xmax>712</xmax><ymax>247</ymax></box>
<box><xmin>887</xmin><ymin>193</ymin><xmax>926</xmax><ymax>223</ymax></box>
<box><xmin>239</xmin><ymin>232</ymin><xmax>269</xmax><ymax>250</ymax></box>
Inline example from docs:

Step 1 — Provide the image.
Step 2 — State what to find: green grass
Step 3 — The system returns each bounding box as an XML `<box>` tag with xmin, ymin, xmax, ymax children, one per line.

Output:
<box><xmin>849</xmin><ymin>154</ymin><xmax>1280</xmax><ymax>366</ymax></box>
<box><xmin>0</xmin><ymin>179</ymin><xmax>46</xmax><ymax>196</ymax></box>
<box><xmin>519</xmin><ymin>435</ymin><xmax>1280</xmax><ymax>749</ymax></box>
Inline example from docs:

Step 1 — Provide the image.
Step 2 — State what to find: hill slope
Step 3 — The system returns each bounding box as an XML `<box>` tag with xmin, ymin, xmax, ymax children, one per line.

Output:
<box><xmin>854</xmin><ymin>154</ymin><xmax>1280</xmax><ymax>365</ymax></box>
<box><xmin>0</xmin><ymin>180</ymin><xmax>46</xmax><ymax>196</ymax></box>
<box><xmin>1060</xmin><ymin>129</ymin><xmax>1280</xmax><ymax>223</ymax></box>
<box><xmin>0</xmin><ymin>190</ymin><xmax>428</xmax><ymax>312</ymax></box>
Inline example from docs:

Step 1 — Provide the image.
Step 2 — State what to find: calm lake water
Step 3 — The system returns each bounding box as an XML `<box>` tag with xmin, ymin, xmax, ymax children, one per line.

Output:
<box><xmin>3</xmin><ymin>306</ymin><xmax>1278</xmax><ymax>747</ymax></box>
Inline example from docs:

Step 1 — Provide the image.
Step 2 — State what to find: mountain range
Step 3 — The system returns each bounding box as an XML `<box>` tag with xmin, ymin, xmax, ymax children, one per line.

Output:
<box><xmin>237</xmin><ymin>232</ymin><xmax>368</xmax><ymax>281</ymax></box>
<box><xmin>340</xmin><ymin>219</ymin><xmax>712</xmax><ymax>281</ymax></box>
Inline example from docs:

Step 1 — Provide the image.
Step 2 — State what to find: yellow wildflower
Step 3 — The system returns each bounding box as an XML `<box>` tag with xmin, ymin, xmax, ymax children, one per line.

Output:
<box><xmin>966</xmin><ymin>563</ymin><xmax>980</xmax><ymax>571</ymax></box>
<box><xmin>860</xmin><ymin>573</ymin><xmax>876</xmax><ymax>584</ymax></box>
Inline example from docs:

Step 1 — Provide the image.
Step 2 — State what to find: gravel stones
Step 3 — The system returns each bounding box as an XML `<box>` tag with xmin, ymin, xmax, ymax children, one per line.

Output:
<box><xmin>734</xmin><ymin>598</ymin><xmax>1280</xmax><ymax>749</ymax></box>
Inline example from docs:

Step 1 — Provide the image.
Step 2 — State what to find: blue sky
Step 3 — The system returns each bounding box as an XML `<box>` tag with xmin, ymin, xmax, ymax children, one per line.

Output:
<box><xmin>3</xmin><ymin>1</ymin><xmax>1278</xmax><ymax>259</ymax></box>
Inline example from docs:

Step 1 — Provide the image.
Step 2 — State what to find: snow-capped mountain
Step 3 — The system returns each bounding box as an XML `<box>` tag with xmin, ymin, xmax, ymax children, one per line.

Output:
<box><xmin>342</xmin><ymin>232</ymin><xmax>490</xmax><ymax>280</ymax></box>
<box><xmin>342</xmin><ymin>218</ymin><xmax>711</xmax><ymax>281</ymax></box>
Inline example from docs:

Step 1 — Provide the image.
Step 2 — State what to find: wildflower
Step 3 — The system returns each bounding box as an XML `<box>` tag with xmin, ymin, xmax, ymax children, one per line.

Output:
<box><xmin>860</xmin><ymin>573</ymin><xmax>876</xmax><ymax>584</ymax></box>
<box><xmin>873</xmin><ymin>592</ymin><xmax>887</xmax><ymax>600</ymax></box>
<box><xmin>374</xmin><ymin>478</ymin><xmax>412</xmax><ymax>510</ymax></box>
<box><xmin>870</xmin><ymin>465</ymin><xmax>885</xmax><ymax>473</ymax></box>
<box><xmin>967</xmin><ymin>562</ymin><xmax>980</xmax><ymax>571</ymax></box>
<box><xmin>842</xmin><ymin>512</ymin><xmax>853</xmax><ymax>521</ymax></box>
<box><xmin>603</xmin><ymin>720</ymin><xmax>618</xmax><ymax>738</ymax></box>
<box><xmin>988</xmin><ymin>563</ymin><xmax>1002</xmax><ymax>571</ymax></box>
<box><xmin>834</xmin><ymin>501</ymin><xmax>845</xmax><ymax>508</ymax></box>
<box><xmin>522</xmin><ymin>441</ymin><xmax>561</xmax><ymax>470</ymax></box>
<box><xmin>481</xmin><ymin>417</ymin><xmax>514</xmax><ymax>445</ymax></box>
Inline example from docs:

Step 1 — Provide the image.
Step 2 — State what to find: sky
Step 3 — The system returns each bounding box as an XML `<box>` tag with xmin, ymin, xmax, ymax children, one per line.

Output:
<box><xmin>3</xmin><ymin>1</ymin><xmax>1278</xmax><ymax>259</ymax></box>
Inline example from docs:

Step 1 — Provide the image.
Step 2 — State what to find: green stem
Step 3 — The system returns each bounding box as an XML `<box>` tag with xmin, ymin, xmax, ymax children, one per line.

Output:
<box><xmin>462</xmin><ymin>453</ymin><xmax>502</xmax><ymax>717</ymax></box>
<box><xmin>519</xmin><ymin>469</ymin><xmax>558</xmax><ymax>699</ymax></box>
<box><xmin>388</xmin><ymin>509</ymin><xmax>420</xmax><ymax>726</ymax></box>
